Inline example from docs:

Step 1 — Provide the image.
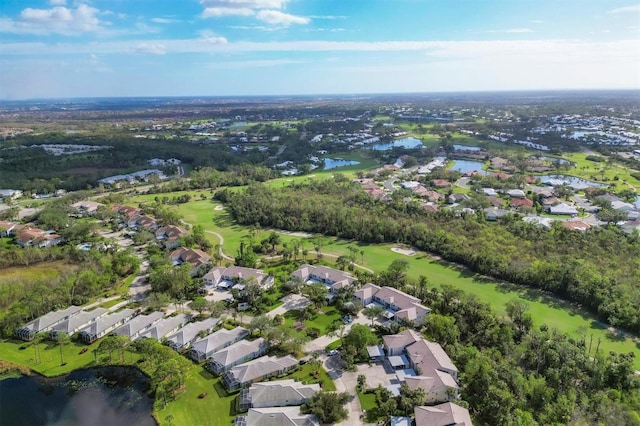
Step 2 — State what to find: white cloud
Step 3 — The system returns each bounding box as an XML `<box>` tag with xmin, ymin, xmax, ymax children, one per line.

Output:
<box><xmin>201</xmin><ymin>0</ymin><xmax>288</xmax><ymax>8</ymax></box>
<box><xmin>0</xmin><ymin>4</ymin><xmax>102</xmax><ymax>35</ymax></box>
<box><xmin>200</xmin><ymin>0</ymin><xmax>307</xmax><ymax>27</ymax></box>
<box><xmin>202</xmin><ymin>7</ymin><xmax>255</xmax><ymax>17</ymax></box>
<box><xmin>256</xmin><ymin>10</ymin><xmax>309</xmax><ymax>25</ymax></box>
<box><xmin>151</xmin><ymin>18</ymin><xmax>180</xmax><ymax>24</ymax></box>
<box><xmin>133</xmin><ymin>43</ymin><xmax>166</xmax><ymax>55</ymax></box>
<box><xmin>608</xmin><ymin>5</ymin><xmax>640</xmax><ymax>14</ymax></box>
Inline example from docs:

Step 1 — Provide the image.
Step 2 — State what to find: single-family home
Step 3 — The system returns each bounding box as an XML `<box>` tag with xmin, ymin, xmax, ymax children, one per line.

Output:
<box><xmin>207</xmin><ymin>338</ymin><xmax>268</xmax><ymax>374</ymax></box>
<box><xmin>222</xmin><ymin>355</ymin><xmax>298</xmax><ymax>390</ymax></box>
<box><xmin>165</xmin><ymin>317</ymin><xmax>220</xmax><ymax>350</ymax></box>
<box><xmin>354</xmin><ymin>284</ymin><xmax>431</xmax><ymax>325</ymax></box>
<box><xmin>188</xmin><ymin>327</ymin><xmax>249</xmax><ymax>362</ymax></box>
<box><xmin>548</xmin><ymin>203</ymin><xmax>579</xmax><ymax>216</ymax></box>
<box><xmin>112</xmin><ymin>312</ymin><xmax>164</xmax><ymax>340</ymax></box>
<box><xmin>71</xmin><ymin>200</ymin><xmax>104</xmax><ymax>217</ymax></box>
<box><xmin>155</xmin><ymin>225</ymin><xmax>189</xmax><ymax>249</ymax></box>
<box><xmin>137</xmin><ymin>314</ymin><xmax>190</xmax><ymax>341</ymax></box>
<box><xmin>405</xmin><ymin>371</ymin><xmax>459</xmax><ymax>404</ymax></box>
<box><xmin>49</xmin><ymin>308</ymin><xmax>109</xmax><ymax>339</ymax></box>
<box><xmin>235</xmin><ymin>407</ymin><xmax>319</xmax><ymax>426</ymax></box>
<box><xmin>506</xmin><ymin>189</ymin><xmax>526</xmax><ymax>198</ymax></box>
<box><xmin>447</xmin><ymin>193</ymin><xmax>469</xmax><ymax>205</ymax></box>
<box><xmin>291</xmin><ymin>265</ymin><xmax>354</xmax><ymax>293</ymax></box>
<box><xmin>239</xmin><ymin>379</ymin><xmax>320</xmax><ymax>411</ymax></box>
<box><xmin>509</xmin><ymin>198</ymin><xmax>534</xmax><ymax>209</ymax></box>
<box><xmin>170</xmin><ymin>247</ymin><xmax>211</xmax><ymax>275</ymax></box>
<box><xmin>204</xmin><ymin>266</ymin><xmax>274</xmax><ymax>290</ymax></box>
<box><xmin>78</xmin><ymin>308</ymin><xmax>137</xmax><ymax>344</ymax></box>
<box><xmin>563</xmin><ymin>220</ymin><xmax>591</xmax><ymax>231</ymax></box>
<box><xmin>484</xmin><ymin>208</ymin><xmax>510</xmax><ymax>221</ymax></box>
<box><xmin>414</xmin><ymin>403</ymin><xmax>472</xmax><ymax>426</ymax></box>
<box><xmin>15</xmin><ymin>306</ymin><xmax>83</xmax><ymax>341</ymax></box>
<box><xmin>432</xmin><ymin>179</ymin><xmax>451</xmax><ymax>189</ymax></box>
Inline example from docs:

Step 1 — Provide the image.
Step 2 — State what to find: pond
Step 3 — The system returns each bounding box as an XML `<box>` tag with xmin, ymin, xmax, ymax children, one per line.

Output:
<box><xmin>539</xmin><ymin>175</ymin><xmax>607</xmax><ymax>189</ymax></box>
<box><xmin>453</xmin><ymin>144</ymin><xmax>482</xmax><ymax>151</ymax></box>
<box><xmin>536</xmin><ymin>156</ymin><xmax>571</xmax><ymax>165</ymax></box>
<box><xmin>449</xmin><ymin>160</ymin><xmax>487</xmax><ymax>175</ymax></box>
<box><xmin>0</xmin><ymin>367</ymin><xmax>156</xmax><ymax>426</ymax></box>
<box><xmin>323</xmin><ymin>158</ymin><xmax>360</xmax><ymax>170</ymax></box>
<box><xmin>370</xmin><ymin>137</ymin><xmax>424</xmax><ymax>151</ymax></box>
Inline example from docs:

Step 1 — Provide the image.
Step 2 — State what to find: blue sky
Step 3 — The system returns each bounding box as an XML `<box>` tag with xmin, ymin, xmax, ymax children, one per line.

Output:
<box><xmin>0</xmin><ymin>0</ymin><xmax>638</xmax><ymax>99</ymax></box>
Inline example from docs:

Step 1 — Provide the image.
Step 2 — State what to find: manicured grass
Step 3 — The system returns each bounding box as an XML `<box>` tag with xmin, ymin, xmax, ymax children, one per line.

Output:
<box><xmin>286</xmin><ymin>363</ymin><xmax>336</xmax><ymax>391</ymax></box>
<box><xmin>561</xmin><ymin>152</ymin><xmax>640</xmax><ymax>192</ymax></box>
<box><xmin>306</xmin><ymin>307</ymin><xmax>342</xmax><ymax>334</ymax></box>
<box><xmin>0</xmin><ymin>338</ymin><xmax>139</xmax><ymax>377</ymax></box>
<box><xmin>283</xmin><ymin>306</ymin><xmax>342</xmax><ymax>337</ymax></box>
<box><xmin>158</xmin><ymin>366</ymin><xmax>235</xmax><ymax>426</ymax></box>
<box><xmin>100</xmin><ymin>297</ymin><xmax>126</xmax><ymax>309</ymax></box>
<box><xmin>357</xmin><ymin>391</ymin><xmax>380</xmax><ymax>422</ymax></box>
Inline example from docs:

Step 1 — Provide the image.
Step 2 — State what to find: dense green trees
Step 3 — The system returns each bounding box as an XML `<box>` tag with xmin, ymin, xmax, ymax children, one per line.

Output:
<box><xmin>223</xmin><ymin>179</ymin><xmax>640</xmax><ymax>333</ymax></box>
<box><xmin>0</xmin><ymin>248</ymin><xmax>140</xmax><ymax>337</ymax></box>
<box><xmin>303</xmin><ymin>391</ymin><xmax>350</xmax><ymax>424</ymax></box>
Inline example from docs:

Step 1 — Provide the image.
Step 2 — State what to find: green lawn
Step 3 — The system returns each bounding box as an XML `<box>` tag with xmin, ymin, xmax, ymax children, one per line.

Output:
<box><xmin>0</xmin><ymin>338</ymin><xmax>140</xmax><ymax>377</ymax></box>
<box><xmin>283</xmin><ymin>306</ymin><xmax>342</xmax><ymax>337</ymax></box>
<box><xmin>158</xmin><ymin>366</ymin><xmax>236</xmax><ymax>426</ymax></box>
<box><xmin>357</xmin><ymin>391</ymin><xmax>380</xmax><ymax>422</ymax></box>
<box><xmin>561</xmin><ymin>152</ymin><xmax>640</xmax><ymax>192</ymax></box>
<box><xmin>286</xmin><ymin>363</ymin><xmax>336</xmax><ymax>391</ymax></box>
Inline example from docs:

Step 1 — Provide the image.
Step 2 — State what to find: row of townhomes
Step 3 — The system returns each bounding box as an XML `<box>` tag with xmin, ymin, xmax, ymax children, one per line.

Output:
<box><xmin>292</xmin><ymin>264</ymin><xmax>355</xmax><ymax>297</ymax></box>
<box><xmin>0</xmin><ymin>221</ymin><xmax>63</xmax><ymax>248</ymax></box>
<box><xmin>236</xmin><ymin>380</ymin><xmax>321</xmax><ymax>426</ymax></box>
<box><xmin>203</xmin><ymin>266</ymin><xmax>274</xmax><ymax>291</ymax></box>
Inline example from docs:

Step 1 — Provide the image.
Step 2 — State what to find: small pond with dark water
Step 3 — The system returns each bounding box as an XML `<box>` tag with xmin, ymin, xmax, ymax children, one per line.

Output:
<box><xmin>0</xmin><ymin>366</ymin><xmax>156</xmax><ymax>426</ymax></box>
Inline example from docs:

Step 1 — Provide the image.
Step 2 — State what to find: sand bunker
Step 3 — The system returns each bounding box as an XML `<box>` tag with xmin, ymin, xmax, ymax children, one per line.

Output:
<box><xmin>391</xmin><ymin>246</ymin><xmax>417</xmax><ymax>256</ymax></box>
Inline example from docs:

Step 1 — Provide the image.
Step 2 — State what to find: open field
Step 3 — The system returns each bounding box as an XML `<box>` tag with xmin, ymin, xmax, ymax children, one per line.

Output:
<box><xmin>0</xmin><ymin>260</ymin><xmax>77</xmax><ymax>282</ymax></box>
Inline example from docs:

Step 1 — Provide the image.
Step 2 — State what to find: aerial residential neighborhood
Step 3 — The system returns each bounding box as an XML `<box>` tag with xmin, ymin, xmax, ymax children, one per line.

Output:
<box><xmin>1</xmin><ymin>56</ymin><xmax>639</xmax><ymax>426</ymax></box>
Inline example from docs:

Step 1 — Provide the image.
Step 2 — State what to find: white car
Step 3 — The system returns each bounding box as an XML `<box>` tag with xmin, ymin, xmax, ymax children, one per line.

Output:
<box><xmin>328</xmin><ymin>349</ymin><xmax>339</xmax><ymax>356</ymax></box>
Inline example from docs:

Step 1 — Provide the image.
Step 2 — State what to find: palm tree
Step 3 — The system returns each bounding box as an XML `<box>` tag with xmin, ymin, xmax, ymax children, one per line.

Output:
<box><xmin>54</xmin><ymin>332</ymin><xmax>70</xmax><ymax>366</ymax></box>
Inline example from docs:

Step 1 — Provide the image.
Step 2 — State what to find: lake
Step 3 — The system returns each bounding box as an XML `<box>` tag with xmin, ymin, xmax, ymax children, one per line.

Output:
<box><xmin>449</xmin><ymin>160</ymin><xmax>487</xmax><ymax>175</ymax></box>
<box><xmin>0</xmin><ymin>367</ymin><xmax>156</xmax><ymax>426</ymax></box>
<box><xmin>370</xmin><ymin>137</ymin><xmax>424</xmax><ymax>151</ymax></box>
<box><xmin>323</xmin><ymin>158</ymin><xmax>360</xmax><ymax>170</ymax></box>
